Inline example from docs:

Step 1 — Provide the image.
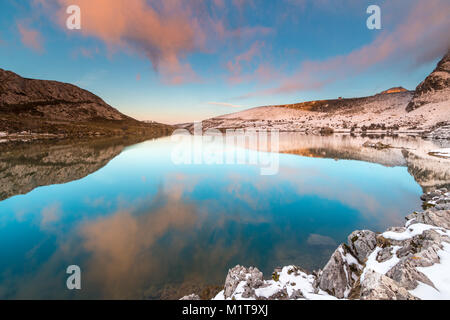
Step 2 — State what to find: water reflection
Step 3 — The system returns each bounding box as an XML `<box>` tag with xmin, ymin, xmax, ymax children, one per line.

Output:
<box><xmin>0</xmin><ymin>133</ymin><xmax>448</xmax><ymax>299</ymax></box>
<box><xmin>0</xmin><ymin>136</ymin><xmax>165</xmax><ymax>201</ymax></box>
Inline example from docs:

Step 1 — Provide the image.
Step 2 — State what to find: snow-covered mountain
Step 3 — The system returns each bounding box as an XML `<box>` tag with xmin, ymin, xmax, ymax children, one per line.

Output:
<box><xmin>192</xmin><ymin>52</ymin><xmax>450</xmax><ymax>136</ymax></box>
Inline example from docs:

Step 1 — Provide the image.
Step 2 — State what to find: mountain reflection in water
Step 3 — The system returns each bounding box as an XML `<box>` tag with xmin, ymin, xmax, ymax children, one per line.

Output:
<box><xmin>0</xmin><ymin>133</ymin><xmax>448</xmax><ymax>299</ymax></box>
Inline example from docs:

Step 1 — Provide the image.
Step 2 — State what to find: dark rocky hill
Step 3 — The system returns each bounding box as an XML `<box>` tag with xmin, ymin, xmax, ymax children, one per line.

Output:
<box><xmin>407</xmin><ymin>51</ymin><xmax>450</xmax><ymax>112</ymax></box>
<box><xmin>0</xmin><ymin>69</ymin><xmax>173</xmax><ymax>138</ymax></box>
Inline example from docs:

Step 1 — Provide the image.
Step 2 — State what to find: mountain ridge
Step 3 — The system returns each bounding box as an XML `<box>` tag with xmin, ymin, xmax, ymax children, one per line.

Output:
<box><xmin>191</xmin><ymin>51</ymin><xmax>450</xmax><ymax>136</ymax></box>
<box><xmin>0</xmin><ymin>68</ymin><xmax>173</xmax><ymax>139</ymax></box>
<box><xmin>407</xmin><ymin>51</ymin><xmax>450</xmax><ymax>112</ymax></box>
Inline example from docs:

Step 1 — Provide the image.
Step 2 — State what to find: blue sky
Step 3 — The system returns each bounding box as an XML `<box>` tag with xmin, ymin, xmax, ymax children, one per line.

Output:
<box><xmin>0</xmin><ymin>0</ymin><xmax>448</xmax><ymax>123</ymax></box>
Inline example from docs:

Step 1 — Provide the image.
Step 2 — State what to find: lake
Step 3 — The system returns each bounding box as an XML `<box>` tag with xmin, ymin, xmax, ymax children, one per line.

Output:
<box><xmin>0</xmin><ymin>133</ymin><xmax>449</xmax><ymax>299</ymax></box>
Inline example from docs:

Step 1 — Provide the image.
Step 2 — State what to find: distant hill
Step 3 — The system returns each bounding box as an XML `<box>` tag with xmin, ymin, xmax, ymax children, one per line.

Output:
<box><xmin>193</xmin><ymin>51</ymin><xmax>450</xmax><ymax>135</ymax></box>
<box><xmin>379</xmin><ymin>87</ymin><xmax>408</xmax><ymax>95</ymax></box>
<box><xmin>0</xmin><ymin>69</ymin><xmax>173</xmax><ymax>138</ymax></box>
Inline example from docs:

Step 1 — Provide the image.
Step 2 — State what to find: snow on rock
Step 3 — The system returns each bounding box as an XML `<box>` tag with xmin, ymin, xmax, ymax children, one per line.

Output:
<box><xmin>410</xmin><ymin>242</ymin><xmax>450</xmax><ymax>300</ymax></box>
<box><xmin>183</xmin><ymin>189</ymin><xmax>450</xmax><ymax>300</ymax></box>
<box><xmin>409</xmin><ymin>210</ymin><xmax>450</xmax><ymax>229</ymax></box>
<box><xmin>382</xmin><ymin>223</ymin><xmax>439</xmax><ymax>241</ymax></box>
<box><xmin>360</xmin><ymin>270</ymin><xmax>419</xmax><ymax>300</ymax></box>
<box><xmin>386</xmin><ymin>244</ymin><xmax>442</xmax><ymax>290</ymax></box>
<box><xmin>360</xmin><ymin>246</ymin><xmax>401</xmax><ymax>283</ymax></box>
<box><xmin>316</xmin><ymin>244</ymin><xmax>362</xmax><ymax>298</ymax></box>
<box><xmin>180</xmin><ymin>294</ymin><xmax>200</xmax><ymax>300</ymax></box>
<box><xmin>429</xmin><ymin>148</ymin><xmax>450</xmax><ymax>158</ymax></box>
<box><xmin>347</xmin><ymin>230</ymin><xmax>377</xmax><ymax>263</ymax></box>
<box><xmin>419</xmin><ymin>188</ymin><xmax>450</xmax><ymax>210</ymax></box>
<box><xmin>213</xmin><ymin>265</ymin><xmax>336</xmax><ymax>301</ymax></box>
<box><xmin>222</xmin><ymin>265</ymin><xmax>264</xmax><ymax>300</ymax></box>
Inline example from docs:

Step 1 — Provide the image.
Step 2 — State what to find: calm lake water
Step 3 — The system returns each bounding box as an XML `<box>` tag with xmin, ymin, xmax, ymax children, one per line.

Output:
<box><xmin>0</xmin><ymin>133</ymin><xmax>448</xmax><ymax>299</ymax></box>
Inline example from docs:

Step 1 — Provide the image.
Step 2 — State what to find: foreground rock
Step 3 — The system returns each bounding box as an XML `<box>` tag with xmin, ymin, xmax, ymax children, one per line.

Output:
<box><xmin>359</xmin><ymin>270</ymin><xmax>419</xmax><ymax>300</ymax></box>
<box><xmin>347</xmin><ymin>230</ymin><xmax>377</xmax><ymax>263</ymax></box>
<box><xmin>316</xmin><ymin>244</ymin><xmax>362</xmax><ymax>298</ymax></box>
<box><xmin>420</xmin><ymin>188</ymin><xmax>450</xmax><ymax>211</ymax></box>
<box><xmin>179</xmin><ymin>294</ymin><xmax>200</xmax><ymax>300</ymax></box>
<box><xmin>181</xmin><ymin>188</ymin><xmax>450</xmax><ymax>300</ymax></box>
<box><xmin>223</xmin><ymin>266</ymin><xmax>265</xmax><ymax>299</ymax></box>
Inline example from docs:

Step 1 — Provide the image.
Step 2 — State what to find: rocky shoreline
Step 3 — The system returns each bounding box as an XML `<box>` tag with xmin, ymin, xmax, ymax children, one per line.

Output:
<box><xmin>182</xmin><ymin>189</ymin><xmax>450</xmax><ymax>300</ymax></box>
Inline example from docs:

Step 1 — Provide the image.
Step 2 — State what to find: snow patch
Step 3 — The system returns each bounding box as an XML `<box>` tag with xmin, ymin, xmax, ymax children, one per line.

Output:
<box><xmin>429</xmin><ymin>148</ymin><xmax>450</xmax><ymax>159</ymax></box>
<box><xmin>382</xmin><ymin>223</ymin><xmax>440</xmax><ymax>241</ymax></box>
<box><xmin>361</xmin><ymin>246</ymin><xmax>401</xmax><ymax>282</ymax></box>
<box><xmin>410</xmin><ymin>242</ymin><xmax>450</xmax><ymax>300</ymax></box>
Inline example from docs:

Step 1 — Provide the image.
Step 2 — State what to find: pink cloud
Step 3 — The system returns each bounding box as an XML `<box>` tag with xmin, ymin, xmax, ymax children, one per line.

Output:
<box><xmin>17</xmin><ymin>22</ymin><xmax>44</xmax><ymax>53</ymax></box>
<box><xmin>239</xmin><ymin>0</ymin><xmax>450</xmax><ymax>98</ymax></box>
<box><xmin>227</xmin><ymin>41</ymin><xmax>265</xmax><ymax>76</ymax></box>
<box><xmin>72</xmin><ymin>46</ymin><xmax>101</xmax><ymax>59</ymax></box>
<box><xmin>213</xmin><ymin>0</ymin><xmax>225</xmax><ymax>8</ymax></box>
<box><xmin>228</xmin><ymin>62</ymin><xmax>281</xmax><ymax>86</ymax></box>
<box><xmin>33</xmin><ymin>0</ymin><xmax>205</xmax><ymax>85</ymax></box>
<box><xmin>34</xmin><ymin>0</ymin><xmax>272</xmax><ymax>85</ymax></box>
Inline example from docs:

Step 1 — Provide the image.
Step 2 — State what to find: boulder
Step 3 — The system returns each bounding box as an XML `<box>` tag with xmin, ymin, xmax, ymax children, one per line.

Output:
<box><xmin>410</xmin><ymin>209</ymin><xmax>450</xmax><ymax>229</ymax></box>
<box><xmin>386</xmin><ymin>257</ymin><xmax>436</xmax><ymax>290</ymax></box>
<box><xmin>385</xmin><ymin>230</ymin><xmax>447</xmax><ymax>290</ymax></box>
<box><xmin>223</xmin><ymin>265</ymin><xmax>264</xmax><ymax>299</ymax></box>
<box><xmin>267</xmin><ymin>288</ymin><xmax>289</xmax><ymax>300</ymax></box>
<box><xmin>180</xmin><ymin>294</ymin><xmax>201</xmax><ymax>300</ymax></box>
<box><xmin>360</xmin><ymin>270</ymin><xmax>419</xmax><ymax>300</ymax></box>
<box><xmin>289</xmin><ymin>289</ymin><xmax>305</xmax><ymax>300</ymax></box>
<box><xmin>347</xmin><ymin>230</ymin><xmax>377</xmax><ymax>263</ymax></box>
<box><xmin>376</xmin><ymin>247</ymin><xmax>393</xmax><ymax>263</ymax></box>
<box><xmin>317</xmin><ymin>244</ymin><xmax>362</xmax><ymax>298</ymax></box>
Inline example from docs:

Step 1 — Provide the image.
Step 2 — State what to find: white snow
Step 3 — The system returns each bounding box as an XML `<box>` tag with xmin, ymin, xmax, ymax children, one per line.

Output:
<box><xmin>212</xmin><ymin>209</ymin><xmax>450</xmax><ymax>301</ymax></box>
<box><xmin>429</xmin><ymin>148</ymin><xmax>450</xmax><ymax>159</ymax></box>
<box><xmin>213</xmin><ymin>223</ymin><xmax>450</xmax><ymax>300</ymax></box>
<box><xmin>213</xmin><ymin>266</ymin><xmax>337</xmax><ymax>300</ymax></box>
<box><xmin>360</xmin><ymin>246</ymin><xmax>401</xmax><ymax>282</ymax></box>
<box><xmin>212</xmin><ymin>290</ymin><xmax>225</xmax><ymax>300</ymax></box>
<box><xmin>199</xmin><ymin>90</ymin><xmax>450</xmax><ymax>134</ymax></box>
<box><xmin>254</xmin><ymin>266</ymin><xmax>337</xmax><ymax>300</ymax></box>
<box><xmin>382</xmin><ymin>223</ymin><xmax>441</xmax><ymax>241</ymax></box>
<box><xmin>410</xmin><ymin>242</ymin><xmax>450</xmax><ymax>300</ymax></box>
<box><xmin>339</xmin><ymin>246</ymin><xmax>360</xmax><ymax>266</ymax></box>
<box><xmin>405</xmin><ymin>218</ymin><xmax>416</xmax><ymax>227</ymax></box>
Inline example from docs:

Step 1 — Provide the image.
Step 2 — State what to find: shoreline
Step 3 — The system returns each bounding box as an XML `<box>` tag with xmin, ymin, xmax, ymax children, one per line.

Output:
<box><xmin>178</xmin><ymin>122</ymin><xmax>450</xmax><ymax>140</ymax></box>
<box><xmin>182</xmin><ymin>188</ymin><xmax>450</xmax><ymax>300</ymax></box>
<box><xmin>0</xmin><ymin>128</ymin><xmax>174</xmax><ymax>144</ymax></box>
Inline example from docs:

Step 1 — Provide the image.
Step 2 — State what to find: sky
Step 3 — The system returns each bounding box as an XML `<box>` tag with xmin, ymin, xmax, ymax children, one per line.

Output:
<box><xmin>0</xmin><ymin>0</ymin><xmax>449</xmax><ymax>124</ymax></box>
